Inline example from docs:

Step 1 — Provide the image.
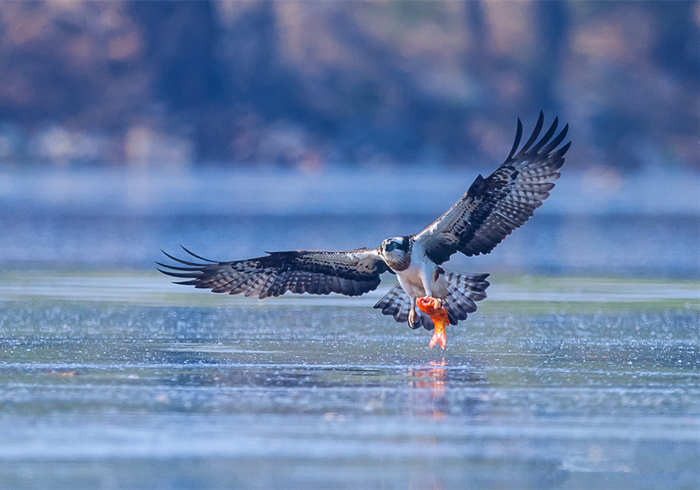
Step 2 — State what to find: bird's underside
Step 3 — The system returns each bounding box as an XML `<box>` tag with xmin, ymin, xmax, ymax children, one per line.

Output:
<box><xmin>158</xmin><ymin>112</ymin><xmax>570</xmax><ymax>340</ymax></box>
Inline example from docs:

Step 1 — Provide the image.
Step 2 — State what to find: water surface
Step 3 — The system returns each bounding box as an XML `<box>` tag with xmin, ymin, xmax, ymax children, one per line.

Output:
<box><xmin>0</xmin><ymin>274</ymin><xmax>697</xmax><ymax>489</ymax></box>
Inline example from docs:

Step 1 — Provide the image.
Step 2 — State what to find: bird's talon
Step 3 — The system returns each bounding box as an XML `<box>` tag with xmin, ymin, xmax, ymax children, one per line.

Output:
<box><xmin>408</xmin><ymin>309</ymin><xmax>421</xmax><ymax>329</ymax></box>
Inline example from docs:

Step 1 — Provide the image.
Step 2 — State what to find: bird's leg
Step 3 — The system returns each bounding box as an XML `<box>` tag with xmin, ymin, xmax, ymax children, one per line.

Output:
<box><xmin>419</xmin><ymin>266</ymin><xmax>434</xmax><ymax>297</ymax></box>
<box><xmin>408</xmin><ymin>301</ymin><xmax>422</xmax><ymax>329</ymax></box>
<box><xmin>416</xmin><ymin>297</ymin><xmax>449</xmax><ymax>349</ymax></box>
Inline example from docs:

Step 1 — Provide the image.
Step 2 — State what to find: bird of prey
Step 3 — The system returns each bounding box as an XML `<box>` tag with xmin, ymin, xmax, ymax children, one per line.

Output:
<box><xmin>158</xmin><ymin>112</ymin><xmax>570</xmax><ymax>334</ymax></box>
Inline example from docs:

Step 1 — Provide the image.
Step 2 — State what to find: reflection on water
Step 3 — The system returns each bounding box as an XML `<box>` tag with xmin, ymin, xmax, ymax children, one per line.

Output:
<box><xmin>409</xmin><ymin>359</ymin><xmax>448</xmax><ymax>419</ymax></box>
<box><xmin>0</xmin><ymin>274</ymin><xmax>698</xmax><ymax>488</ymax></box>
<box><xmin>0</xmin><ymin>165</ymin><xmax>698</xmax><ymax>489</ymax></box>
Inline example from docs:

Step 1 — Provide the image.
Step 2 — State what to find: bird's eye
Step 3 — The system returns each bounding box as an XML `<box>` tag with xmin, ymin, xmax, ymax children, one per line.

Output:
<box><xmin>385</xmin><ymin>242</ymin><xmax>397</xmax><ymax>251</ymax></box>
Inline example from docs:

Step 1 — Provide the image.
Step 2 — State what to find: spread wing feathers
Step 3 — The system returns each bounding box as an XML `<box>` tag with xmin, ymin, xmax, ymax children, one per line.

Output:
<box><xmin>373</xmin><ymin>272</ymin><xmax>490</xmax><ymax>330</ymax></box>
<box><xmin>157</xmin><ymin>245</ymin><xmax>389</xmax><ymax>299</ymax></box>
<box><xmin>416</xmin><ymin>112</ymin><xmax>571</xmax><ymax>264</ymax></box>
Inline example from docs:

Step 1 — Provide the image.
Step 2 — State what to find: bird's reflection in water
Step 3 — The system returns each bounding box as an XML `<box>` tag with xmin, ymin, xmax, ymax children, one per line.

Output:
<box><xmin>408</xmin><ymin>358</ymin><xmax>448</xmax><ymax>419</ymax></box>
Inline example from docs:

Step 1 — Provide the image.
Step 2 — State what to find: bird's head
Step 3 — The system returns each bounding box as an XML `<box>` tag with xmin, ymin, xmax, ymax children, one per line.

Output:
<box><xmin>380</xmin><ymin>236</ymin><xmax>411</xmax><ymax>269</ymax></box>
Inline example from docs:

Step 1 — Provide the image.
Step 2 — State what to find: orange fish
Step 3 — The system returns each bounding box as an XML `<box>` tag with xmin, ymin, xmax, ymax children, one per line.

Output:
<box><xmin>416</xmin><ymin>297</ymin><xmax>449</xmax><ymax>349</ymax></box>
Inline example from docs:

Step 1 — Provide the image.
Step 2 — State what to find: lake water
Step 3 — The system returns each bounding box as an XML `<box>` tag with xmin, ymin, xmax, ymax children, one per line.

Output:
<box><xmin>0</xmin><ymin>166</ymin><xmax>698</xmax><ymax>277</ymax></box>
<box><xmin>0</xmin><ymin>167</ymin><xmax>698</xmax><ymax>489</ymax></box>
<box><xmin>0</xmin><ymin>273</ymin><xmax>698</xmax><ymax>489</ymax></box>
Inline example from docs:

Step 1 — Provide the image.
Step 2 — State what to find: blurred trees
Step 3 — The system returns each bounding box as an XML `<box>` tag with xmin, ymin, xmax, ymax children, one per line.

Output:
<box><xmin>0</xmin><ymin>0</ymin><xmax>697</xmax><ymax>171</ymax></box>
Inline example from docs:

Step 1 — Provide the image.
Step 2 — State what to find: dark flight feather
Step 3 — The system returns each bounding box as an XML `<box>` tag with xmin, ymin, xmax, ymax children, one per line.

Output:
<box><xmin>416</xmin><ymin>112</ymin><xmax>570</xmax><ymax>264</ymax></box>
<box><xmin>159</xmin><ymin>245</ymin><xmax>389</xmax><ymax>299</ymax></box>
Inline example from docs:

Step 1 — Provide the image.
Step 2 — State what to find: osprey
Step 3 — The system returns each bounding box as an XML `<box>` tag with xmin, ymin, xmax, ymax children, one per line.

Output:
<box><xmin>159</xmin><ymin>113</ymin><xmax>570</xmax><ymax>333</ymax></box>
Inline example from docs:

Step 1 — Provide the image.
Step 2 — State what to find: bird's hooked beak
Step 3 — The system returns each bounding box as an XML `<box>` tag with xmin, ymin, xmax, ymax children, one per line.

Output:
<box><xmin>380</xmin><ymin>239</ymin><xmax>392</xmax><ymax>253</ymax></box>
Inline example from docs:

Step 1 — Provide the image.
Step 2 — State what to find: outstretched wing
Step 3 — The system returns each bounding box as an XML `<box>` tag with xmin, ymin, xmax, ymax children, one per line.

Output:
<box><xmin>157</xmin><ymin>246</ymin><xmax>389</xmax><ymax>299</ymax></box>
<box><xmin>415</xmin><ymin>112</ymin><xmax>570</xmax><ymax>264</ymax></box>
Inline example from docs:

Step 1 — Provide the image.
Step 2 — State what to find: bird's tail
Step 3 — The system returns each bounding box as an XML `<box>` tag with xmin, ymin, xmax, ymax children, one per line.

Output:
<box><xmin>373</xmin><ymin>283</ymin><xmax>413</xmax><ymax>325</ymax></box>
<box><xmin>440</xmin><ymin>271</ymin><xmax>490</xmax><ymax>326</ymax></box>
<box><xmin>373</xmin><ymin>271</ymin><xmax>490</xmax><ymax>330</ymax></box>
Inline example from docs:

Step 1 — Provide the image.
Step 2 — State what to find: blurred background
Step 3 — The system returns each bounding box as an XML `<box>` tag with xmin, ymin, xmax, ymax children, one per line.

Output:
<box><xmin>0</xmin><ymin>0</ymin><xmax>698</xmax><ymax>277</ymax></box>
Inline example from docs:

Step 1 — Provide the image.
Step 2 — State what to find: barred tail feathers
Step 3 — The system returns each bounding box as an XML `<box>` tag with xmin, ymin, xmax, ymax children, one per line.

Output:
<box><xmin>441</xmin><ymin>271</ymin><xmax>490</xmax><ymax>325</ymax></box>
<box><xmin>373</xmin><ymin>272</ymin><xmax>490</xmax><ymax>330</ymax></box>
<box><xmin>373</xmin><ymin>283</ymin><xmax>412</xmax><ymax>324</ymax></box>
